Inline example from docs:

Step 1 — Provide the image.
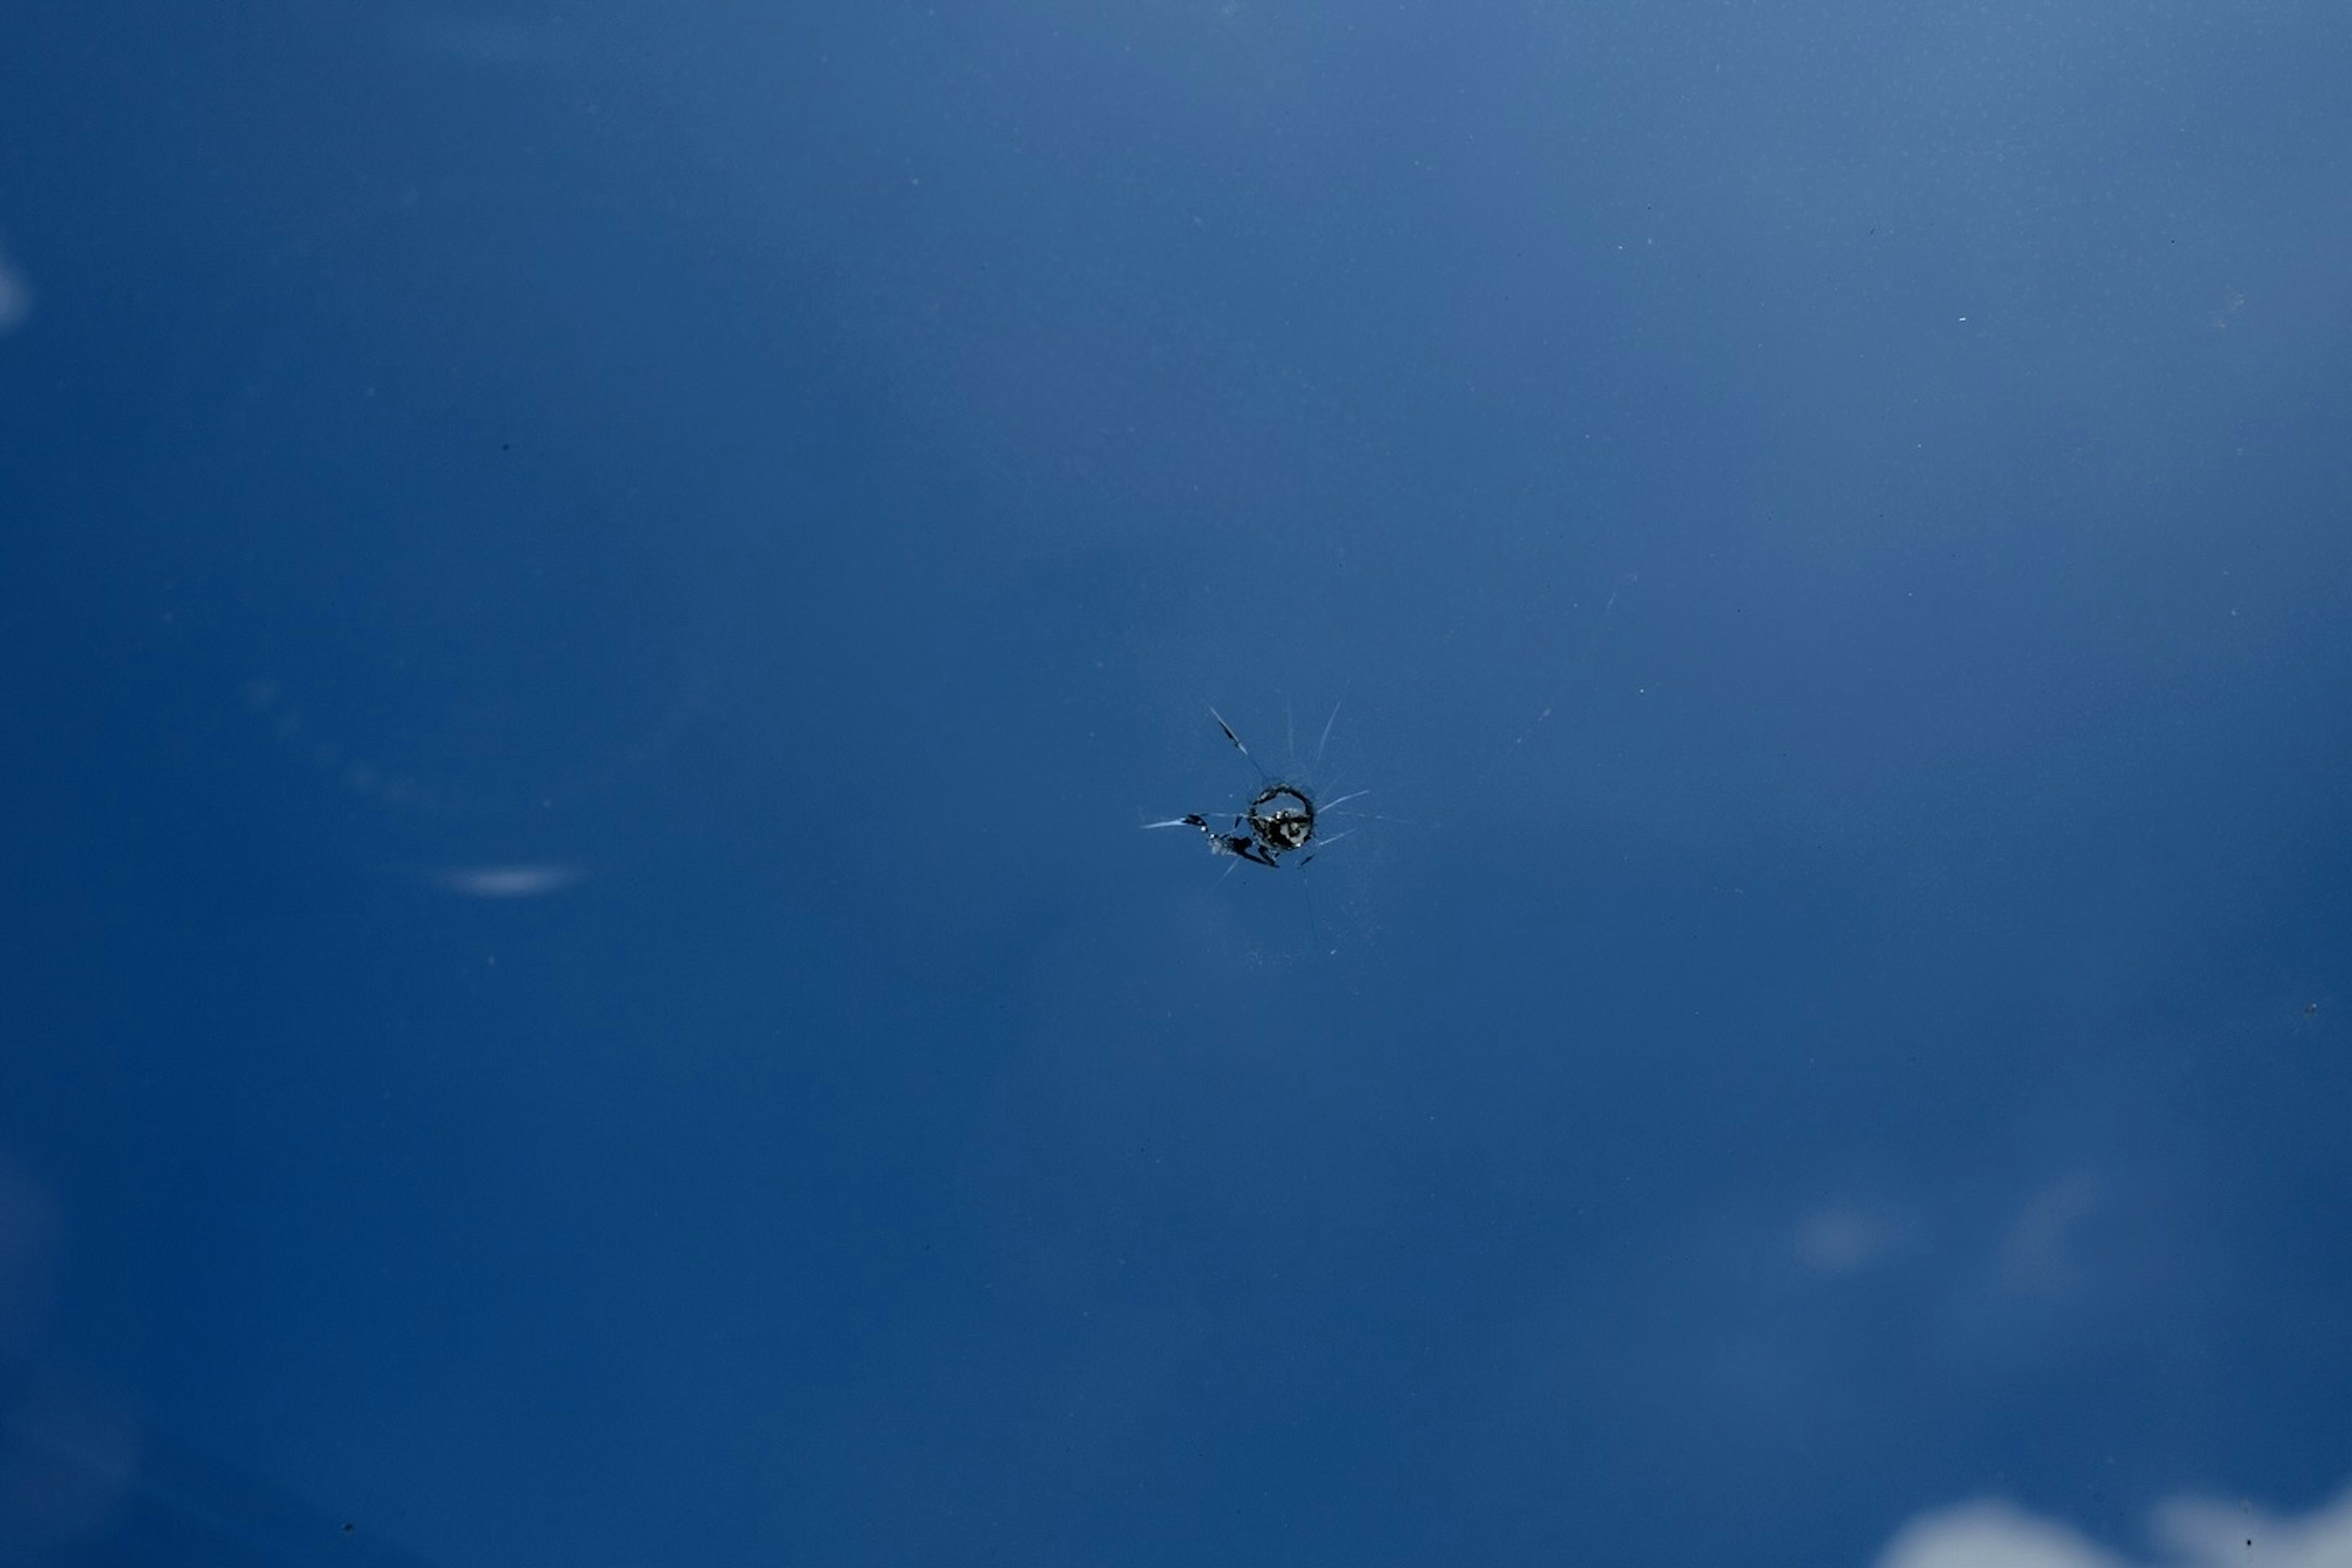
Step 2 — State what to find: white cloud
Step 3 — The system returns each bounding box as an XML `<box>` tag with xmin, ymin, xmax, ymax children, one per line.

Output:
<box><xmin>1877</xmin><ymin>1501</ymin><xmax>2133</xmax><ymax>1568</ymax></box>
<box><xmin>2155</xmin><ymin>1491</ymin><xmax>2352</xmax><ymax>1567</ymax></box>
<box><xmin>1876</xmin><ymin>1487</ymin><xmax>2352</xmax><ymax>1568</ymax></box>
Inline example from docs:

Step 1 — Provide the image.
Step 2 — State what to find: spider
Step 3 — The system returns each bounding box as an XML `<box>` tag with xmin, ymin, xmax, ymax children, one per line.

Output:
<box><xmin>1146</xmin><ymin>707</ymin><xmax>1368</xmax><ymax>870</ymax></box>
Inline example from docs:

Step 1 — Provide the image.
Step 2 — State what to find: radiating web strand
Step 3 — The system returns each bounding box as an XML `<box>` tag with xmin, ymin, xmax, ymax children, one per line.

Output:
<box><xmin>1314</xmin><ymin>692</ymin><xmax>1346</xmax><ymax>775</ymax></box>
<box><xmin>1485</xmin><ymin>571</ymin><xmax>1638</xmax><ymax>780</ymax></box>
<box><xmin>1207</xmin><ymin>707</ymin><xmax>1268</xmax><ymax>782</ymax></box>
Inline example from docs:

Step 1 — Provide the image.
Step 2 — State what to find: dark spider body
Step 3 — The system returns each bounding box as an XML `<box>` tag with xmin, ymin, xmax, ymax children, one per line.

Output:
<box><xmin>1178</xmin><ymin>782</ymin><xmax>1316</xmax><ymax>868</ymax></box>
<box><xmin>1150</xmin><ymin>709</ymin><xmax>1362</xmax><ymax>872</ymax></box>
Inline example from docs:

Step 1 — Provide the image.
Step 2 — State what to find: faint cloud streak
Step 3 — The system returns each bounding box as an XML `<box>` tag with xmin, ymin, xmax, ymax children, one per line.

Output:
<box><xmin>421</xmin><ymin>864</ymin><xmax>587</xmax><ymax>899</ymax></box>
<box><xmin>0</xmin><ymin>241</ymin><xmax>31</xmax><ymax>334</ymax></box>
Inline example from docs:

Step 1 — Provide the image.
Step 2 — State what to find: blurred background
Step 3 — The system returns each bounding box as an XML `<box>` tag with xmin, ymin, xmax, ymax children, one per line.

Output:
<box><xmin>2</xmin><ymin>0</ymin><xmax>2348</xmax><ymax>1562</ymax></box>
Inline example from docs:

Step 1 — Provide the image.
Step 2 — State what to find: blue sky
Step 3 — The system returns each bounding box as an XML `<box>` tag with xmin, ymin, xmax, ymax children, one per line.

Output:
<box><xmin>4</xmin><ymin>2</ymin><xmax>2350</xmax><ymax>1564</ymax></box>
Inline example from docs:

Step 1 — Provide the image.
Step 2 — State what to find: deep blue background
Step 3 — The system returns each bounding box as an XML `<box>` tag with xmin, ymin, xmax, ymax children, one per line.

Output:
<box><xmin>4</xmin><ymin>1</ymin><xmax>2350</xmax><ymax>1564</ymax></box>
